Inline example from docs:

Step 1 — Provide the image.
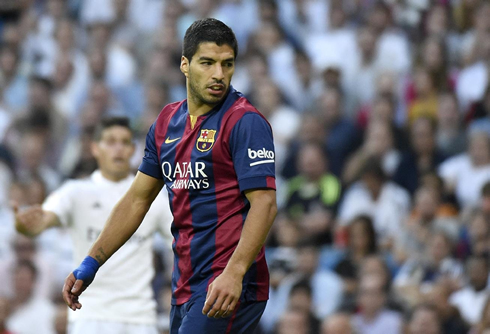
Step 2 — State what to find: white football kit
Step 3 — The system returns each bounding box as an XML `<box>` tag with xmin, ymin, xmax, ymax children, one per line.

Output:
<box><xmin>43</xmin><ymin>170</ymin><xmax>172</xmax><ymax>333</ymax></box>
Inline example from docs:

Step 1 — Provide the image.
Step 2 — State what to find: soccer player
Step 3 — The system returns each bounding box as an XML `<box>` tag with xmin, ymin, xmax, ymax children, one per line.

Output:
<box><xmin>62</xmin><ymin>18</ymin><xmax>277</xmax><ymax>334</ymax></box>
<box><xmin>14</xmin><ymin>117</ymin><xmax>172</xmax><ymax>334</ymax></box>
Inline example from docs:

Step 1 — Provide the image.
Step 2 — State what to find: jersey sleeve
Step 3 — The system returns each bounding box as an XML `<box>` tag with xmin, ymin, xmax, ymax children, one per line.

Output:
<box><xmin>152</xmin><ymin>188</ymin><xmax>173</xmax><ymax>244</ymax></box>
<box><xmin>138</xmin><ymin>122</ymin><xmax>163</xmax><ymax>179</ymax></box>
<box><xmin>229</xmin><ymin>112</ymin><xmax>276</xmax><ymax>192</ymax></box>
<box><xmin>42</xmin><ymin>181</ymin><xmax>75</xmax><ymax>227</ymax></box>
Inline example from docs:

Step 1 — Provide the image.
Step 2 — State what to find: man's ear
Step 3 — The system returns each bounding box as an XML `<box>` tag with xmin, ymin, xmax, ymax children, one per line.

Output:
<box><xmin>180</xmin><ymin>56</ymin><xmax>189</xmax><ymax>78</ymax></box>
<box><xmin>90</xmin><ymin>141</ymin><xmax>99</xmax><ymax>158</ymax></box>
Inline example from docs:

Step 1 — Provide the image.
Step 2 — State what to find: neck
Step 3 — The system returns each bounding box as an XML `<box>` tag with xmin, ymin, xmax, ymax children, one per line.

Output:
<box><xmin>100</xmin><ymin>170</ymin><xmax>129</xmax><ymax>182</ymax></box>
<box><xmin>362</xmin><ymin>52</ymin><xmax>375</xmax><ymax>65</ymax></box>
<box><xmin>187</xmin><ymin>90</ymin><xmax>218</xmax><ymax>117</ymax></box>
<box><xmin>363</xmin><ymin>309</ymin><xmax>381</xmax><ymax>321</ymax></box>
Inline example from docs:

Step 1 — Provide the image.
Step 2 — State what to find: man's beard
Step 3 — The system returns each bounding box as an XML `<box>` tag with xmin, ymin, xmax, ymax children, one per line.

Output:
<box><xmin>188</xmin><ymin>73</ymin><xmax>226</xmax><ymax>106</ymax></box>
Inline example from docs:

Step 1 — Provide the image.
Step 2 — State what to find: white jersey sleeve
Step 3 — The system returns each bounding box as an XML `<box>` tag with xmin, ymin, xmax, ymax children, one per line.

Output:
<box><xmin>149</xmin><ymin>187</ymin><xmax>173</xmax><ymax>246</ymax></box>
<box><xmin>42</xmin><ymin>180</ymin><xmax>77</xmax><ymax>227</ymax></box>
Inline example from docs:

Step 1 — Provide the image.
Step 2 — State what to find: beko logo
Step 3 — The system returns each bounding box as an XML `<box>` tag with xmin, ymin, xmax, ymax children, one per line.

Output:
<box><xmin>247</xmin><ymin>148</ymin><xmax>275</xmax><ymax>166</ymax></box>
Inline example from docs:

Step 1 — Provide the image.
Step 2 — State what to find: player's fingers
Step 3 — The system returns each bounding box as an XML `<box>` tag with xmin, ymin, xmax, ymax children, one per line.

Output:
<box><xmin>226</xmin><ymin>297</ymin><xmax>239</xmax><ymax>318</ymax></box>
<box><xmin>209</xmin><ymin>293</ymin><xmax>226</xmax><ymax>318</ymax></box>
<box><xmin>202</xmin><ymin>288</ymin><xmax>218</xmax><ymax>315</ymax></box>
<box><xmin>220</xmin><ymin>295</ymin><xmax>235</xmax><ymax>318</ymax></box>
<box><xmin>71</xmin><ymin>279</ymin><xmax>85</xmax><ymax>295</ymax></box>
<box><xmin>62</xmin><ymin>273</ymin><xmax>76</xmax><ymax>310</ymax></box>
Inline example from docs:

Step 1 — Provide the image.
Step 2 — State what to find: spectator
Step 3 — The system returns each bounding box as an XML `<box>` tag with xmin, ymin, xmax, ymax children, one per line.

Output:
<box><xmin>457</xmin><ymin>209</ymin><xmax>490</xmax><ymax>260</ymax></box>
<box><xmin>250</xmin><ymin>19</ymin><xmax>297</xmax><ymax>106</ymax></box>
<box><xmin>407</xmin><ymin>66</ymin><xmax>439</xmax><ymax>123</ymax></box>
<box><xmin>285</xmin><ymin>142</ymin><xmax>341</xmax><ymax>245</ymax></box>
<box><xmin>290</xmin><ymin>49</ymin><xmax>323</xmax><ymax>112</ymax></box>
<box><xmin>393</xmin><ymin>117</ymin><xmax>446</xmax><ymax>195</ymax></box>
<box><xmin>281</xmin><ymin>113</ymin><xmax>326</xmax><ymax>180</ymax></box>
<box><xmin>395</xmin><ymin>232</ymin><xmax>464</xmax><ymax>304</ymax></box>
<box><xmin>342</xmin><ymin>119</ymin><xmax>401</xmax><ymax>184</ymax></box>
<box><xmin>287</xmin><ymin>280</ymin><xmax>321</xmax><ymax>332</ymax></box>
<box><xmin>0</xmin><ymin>234</ymin><xmax>57</xmax><ymax>301</ymax></box>
<box><xmin>395</xmin><ymin>185</ymin><xmax>460</xmax><ymax>263</ymax></box>
<box><xmin>5</xmin><ymin>260</ymin><xmax>56</xmax><ymax>334</ymax></box>
<box><xmin>275</xmin><ymin>307</ymin><xmax>313</xmax><ymax>334</ymax></box>
<box><xmin>423</xmin><ymin>283</ymin><xmax>469</xmax><ymax>334</ymax></box>
<box><xmin>334</xmin><ymin>216</ymin><xmax>378</xmax><ymax>311</ymax></box>
<box><xmin>456</xmin><ymin>32</ymin><xmax>490</xmax><ymax>113</ymax></box>
<box><xmin>338</xmin><ymin>158</ymin><xmax>411</xmax><ymax>246</ymax></box>
<box><xmin>0</xmin><ymin>44</ymin><xmax>29</xmax><ymax>112</ymax></box>
<box><xmin>450</xmin><ymin>256</ymin><xmax>489</xmax><ymax>325</ymax></box>
<box><xmin>321</xmin><ymin>313</ymin><xmax>353</xmax><ymax>334</ymax></box>
<box><xmin>353</xmin><ymin>275</ymin><xmax>403</xmax><ymax>334</ymax></box>
<box><xmin>265</xmin><ymin>244</ymin><xmax>343</xmax><ymax>332</ymax></box>
<box><xmin>250</xmin><ymin>77</ymin><xmax>300</xmax><ymax>171</ymax></box>
<box><xmin>318</xmin><ymin>87</ymin><xmax>361</xmax><ymax>176</ymax></box>
<box><xmin>348</xmin><ymin>25</ymin><xmax>379</xmax><ymax>110</ymax></box>
<box><xmin>407</xmin><ymin>304</ymin><xmax>442</xmax><ymax>334</ymax></box>
<box><xmin>436</xmin><ymin>92</ymin><xmax>466</xmax><ymax>158</ymax></box>
<box><xmin>15</xmin><ymin>128</ymin><xmax>61</xmax><ymax>193</ymax></box>
<box><xmin>304</xmin><ymin>3</ymin><xmax>357</xmax><ymax>111</ymax></box>
<box><xmin>366</xmin><ymin>2</ymin><xmax>411</xmax><ymax>76</ymax></box>
<box><xmin>418</xmin><ymin>37</ymin><xmax>452</xmax><ymax>93</ymax></box>
<box><xmin>362</xmin><ymin>93</ymin><xmax>410</xmax><ymax>151</ymax></box>
<box><xmin>439</xmin><ymin>131</ymin><xmax>490</xmax><ymax>209</ymax></box>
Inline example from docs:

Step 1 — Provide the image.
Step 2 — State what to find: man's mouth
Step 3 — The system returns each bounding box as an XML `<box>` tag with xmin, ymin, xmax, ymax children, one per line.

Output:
<box><xmin>207</xmin><ymin>84</ymin><xmax>225</xmax><ymax>95</ymax></box>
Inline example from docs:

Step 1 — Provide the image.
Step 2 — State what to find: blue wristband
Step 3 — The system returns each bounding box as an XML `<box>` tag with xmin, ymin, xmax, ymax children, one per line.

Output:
<box><xmin>73</xmin><ymin>256</ymin><xmax>100</xmax><ymax>287</ymax></box>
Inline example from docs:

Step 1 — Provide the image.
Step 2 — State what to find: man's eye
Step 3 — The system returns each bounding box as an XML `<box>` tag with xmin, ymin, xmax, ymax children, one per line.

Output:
<box><xmin>202</xmin><ymin>62</ymin><xmax>211</xmax><ymax>65</ymax></box>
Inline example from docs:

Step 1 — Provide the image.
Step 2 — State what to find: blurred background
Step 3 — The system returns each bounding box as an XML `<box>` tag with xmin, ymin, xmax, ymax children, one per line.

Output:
<box><xmin>1</xmin><ymin>0</ymin><xmax>490</xmax><ymax>333</ymax></box>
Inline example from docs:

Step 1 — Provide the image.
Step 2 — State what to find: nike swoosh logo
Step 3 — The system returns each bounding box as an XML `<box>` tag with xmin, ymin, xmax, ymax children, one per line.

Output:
<box><xmin>165</xmin><ymin>137</ymin><xmax>181</xmax><ymax>144</ymax></box>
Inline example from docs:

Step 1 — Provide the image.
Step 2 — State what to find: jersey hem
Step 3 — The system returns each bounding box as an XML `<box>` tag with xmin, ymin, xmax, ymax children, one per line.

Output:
<box><xmin>238</xmin><ymin>175</ymin><xmax>276</xmax><ymax>192</ymax></box>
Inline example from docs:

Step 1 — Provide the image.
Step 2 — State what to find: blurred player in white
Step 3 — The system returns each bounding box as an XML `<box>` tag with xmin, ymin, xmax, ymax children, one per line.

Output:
<box><xmin>13</xmin><ymin>116</ymin><xmax>172</xmax><ymax>334</ymax></box>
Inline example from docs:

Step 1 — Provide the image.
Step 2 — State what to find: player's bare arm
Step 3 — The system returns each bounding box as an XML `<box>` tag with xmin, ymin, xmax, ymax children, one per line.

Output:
<box><xmin>13</xmin><ymin>203</ymin><xmax>61</xmax><ymax>237</ymax></box>
<box><xmin>62</xmin><ymin>171</ymin><xmax>164</xmax><ymax>310</ymax></box>
<box><xmin>202</xmin><ymin>188</ymin><xmax>277</xmax><ymax>318</ymax></box>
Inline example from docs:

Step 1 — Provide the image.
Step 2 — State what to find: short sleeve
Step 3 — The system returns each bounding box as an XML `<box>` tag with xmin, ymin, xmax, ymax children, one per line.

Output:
<box><xmin>152</xmin><ymin>188</ymin><xmax>173</xmax><ymax>243</ymax></box>
<box><xmin>229</xmin><ymin>112</ymin><xmax>276</xmax><ymax>192</ymax></box>
<box><xmin>42</xmin><ymin>182</ymin><xmax>75</xmax><ymax>227</ymax></box>
<box><xmin>138</xmin><ymin>122</ymin><xmax>163</xmax><ymax>179</ymax></box>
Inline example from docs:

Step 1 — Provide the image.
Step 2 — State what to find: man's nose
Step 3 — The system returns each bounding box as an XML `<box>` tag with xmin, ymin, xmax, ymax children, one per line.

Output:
<box><xmin>212</xmin><ymin>64</ymin><xmax>225</xmax><ymax>81</ymax></box>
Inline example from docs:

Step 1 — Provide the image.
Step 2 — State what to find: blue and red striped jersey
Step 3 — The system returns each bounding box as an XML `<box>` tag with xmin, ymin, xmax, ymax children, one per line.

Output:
<box><xmin>138</xmin><ymin>87</ymin><xmax>276</xmax><ymax>305</ymax></box>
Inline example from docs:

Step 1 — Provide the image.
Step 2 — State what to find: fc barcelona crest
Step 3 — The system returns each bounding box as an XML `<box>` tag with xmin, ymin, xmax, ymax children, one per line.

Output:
<box><xmin>196</xmin><ymin>129</ymin><xmax>217</xmax><ymax>152</ymax></box>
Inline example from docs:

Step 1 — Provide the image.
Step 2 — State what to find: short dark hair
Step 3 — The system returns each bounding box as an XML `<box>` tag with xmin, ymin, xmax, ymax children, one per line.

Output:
<box><xmin>360</xmin><ymin>157</ymin><xmax>386</xmax><ymax>182</ymax></box>
<box><xmin>290</xmin><ymin>279</ymin><xmax>312</xmax><ymax>297</ymax></box>
<box><xmin>93</xmin><ymin>116</ymin><xmax>132</xmax><ymax>141</ymax></box>
<box><xmin>182</xmin><ymin>18</ymin><xmax>238</xmax><ymax>62</ymax></box>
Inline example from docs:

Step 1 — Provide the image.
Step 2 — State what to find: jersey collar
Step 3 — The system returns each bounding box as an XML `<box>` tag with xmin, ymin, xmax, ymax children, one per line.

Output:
<box><xmin>91</xmin><ymin>170</ymin><xmax>132</xmax><ymax>186</ymax></box>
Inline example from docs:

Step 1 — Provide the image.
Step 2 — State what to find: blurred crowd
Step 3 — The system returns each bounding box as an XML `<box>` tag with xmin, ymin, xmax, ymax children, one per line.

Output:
<box><xmin>2</xmin><ymin>0</ymin><xmax>490</xmax><ymax>333</ymax></box>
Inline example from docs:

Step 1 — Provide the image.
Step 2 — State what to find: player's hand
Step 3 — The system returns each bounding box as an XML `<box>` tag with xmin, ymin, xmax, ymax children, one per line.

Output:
<box><xmin>62</xmin><ymin>256</ymin><xmax>100</xmax><ymax>311</ymax></box>
<box><xmin>12</xmin><ymin>202</ymin><xmax>45</xmax><ymax>237</ymax></box>
<box><xmin>62</xmin><ymin>272</ymin><xmax>86</xmax><ymax>311</ymax></box>
<box><xmin>202</xmin><ymin>270</ymin><xmax>242</xmax><ymax>318</ymax></box>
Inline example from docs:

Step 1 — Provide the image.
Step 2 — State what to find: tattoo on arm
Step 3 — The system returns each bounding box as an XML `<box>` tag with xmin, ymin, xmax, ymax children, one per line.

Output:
<box><xmin>95</xmin><ymin>247</ymin><xmax>109</xmax><ymax>264</ymax></box>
